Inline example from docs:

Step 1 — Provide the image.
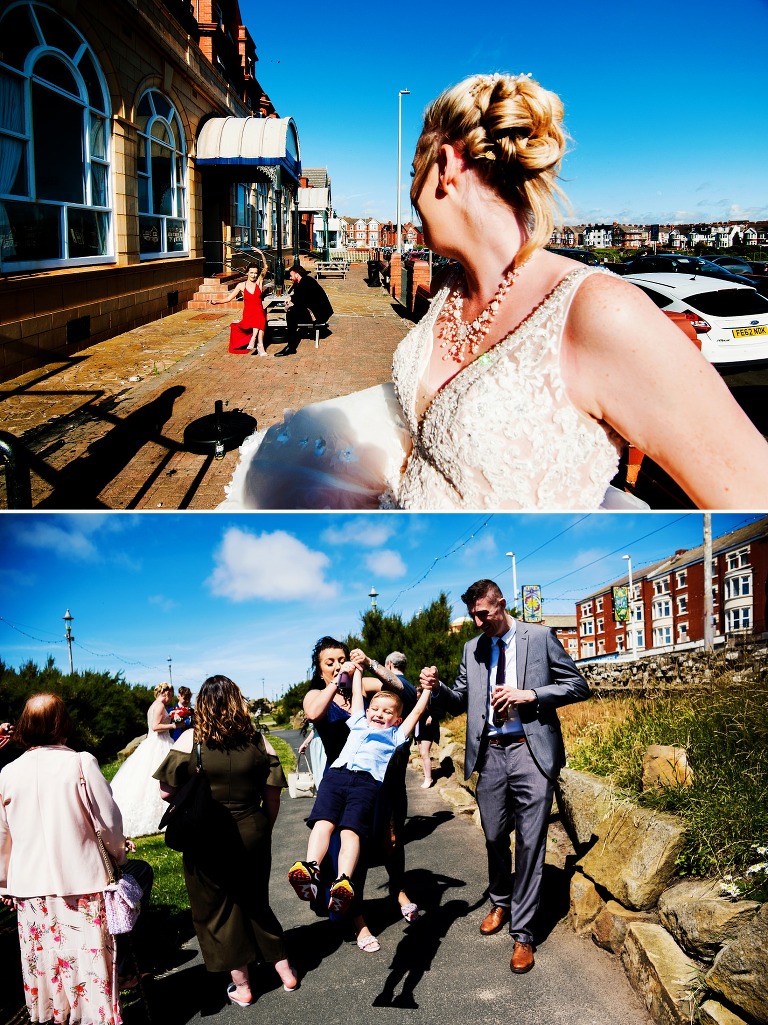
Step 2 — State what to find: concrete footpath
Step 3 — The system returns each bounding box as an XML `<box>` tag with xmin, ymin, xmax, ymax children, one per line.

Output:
<box><xmin>0</xmin><ymin>264</ymin><xmax>410</xmax><ymax>509</ymax></box>
<box><xmin>131</xmin><ymin>729</ymin><xmax>653</xmax><ymax>1025</ymax></box>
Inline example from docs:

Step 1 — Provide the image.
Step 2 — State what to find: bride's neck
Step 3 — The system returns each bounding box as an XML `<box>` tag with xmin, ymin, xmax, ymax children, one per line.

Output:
<box><xmin>458</xmin><ymin>209</ymin><xmax>528</xmax><ymax>309</ymax></box>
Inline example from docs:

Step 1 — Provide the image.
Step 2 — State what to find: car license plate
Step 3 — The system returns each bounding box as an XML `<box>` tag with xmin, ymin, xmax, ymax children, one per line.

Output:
<box><xmin>732</xmin><ymin>326</ymin><xmax>768</xmax><ymax>338</ymax></box>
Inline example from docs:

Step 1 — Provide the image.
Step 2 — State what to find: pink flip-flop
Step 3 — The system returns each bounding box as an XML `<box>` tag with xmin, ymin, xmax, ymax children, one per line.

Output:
<box><xmin>356</xmin><ymin>932</ymin><xmax>381</xmax><ymax>953</ymax></box>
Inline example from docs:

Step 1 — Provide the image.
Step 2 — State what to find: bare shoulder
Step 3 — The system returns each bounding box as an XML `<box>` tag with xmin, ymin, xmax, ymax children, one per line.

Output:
<box><xmin>566</xmin><ymin>269</ymin><xmax>675</xmax><ymax>355</ymax></box>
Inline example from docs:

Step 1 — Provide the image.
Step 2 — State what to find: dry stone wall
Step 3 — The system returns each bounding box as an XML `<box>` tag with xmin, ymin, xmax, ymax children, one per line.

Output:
<box><xmin>420</xmin><ymin>731</ymin><xmax>765</xmax><ymax>1025</ymax></box>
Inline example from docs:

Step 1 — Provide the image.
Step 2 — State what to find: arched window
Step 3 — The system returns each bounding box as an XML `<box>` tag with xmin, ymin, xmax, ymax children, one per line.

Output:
<box><xmin>136</xmin><ymin>89</ymin><xmax>187</xmax><ymax>257</ymax></box>
<box><xmin>0</xmin><ymin>1</ymin><xmax>112</xmax><ymax>270</ymax></box>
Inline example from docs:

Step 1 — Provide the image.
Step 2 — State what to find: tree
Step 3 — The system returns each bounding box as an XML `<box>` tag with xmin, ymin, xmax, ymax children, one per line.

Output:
<box><xmin>0</xmin><ymin>658</ymin><xmax>154</xmax><ymax>763</ymax></box>
<box><xmin>345</xmin><ymin>593</ymin><xmax>476</xmax><ymax>686</ymax></box>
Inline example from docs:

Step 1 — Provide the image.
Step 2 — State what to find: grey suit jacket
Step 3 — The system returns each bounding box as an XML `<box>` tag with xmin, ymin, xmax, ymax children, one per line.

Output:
<box><xmin>436</xmin><ymin>621</ymin><xmax>590</xmax><ymax>782</ymax></box>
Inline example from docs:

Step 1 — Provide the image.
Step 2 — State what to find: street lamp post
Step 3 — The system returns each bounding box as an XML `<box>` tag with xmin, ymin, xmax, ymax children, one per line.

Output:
<box><xmin>396</xmin><ymin>89</ymin><xmax>410</xmax><ymax>255</ymax></box>
<box><xmin>505</xmin><ymin>551</ymin><xmax>518</xmax><ymax>615</ymax></box>
<box><xmin>369</xmin><ymin>586</ymin><xmax>379</xmax><ymax>611</ymax></box>
<box><xmin>622</xmin><ymin>555</ymin><xmax>635</xmax><ymax>656</ymax></box>
<box><xmin>63</xmin><ymin>609</ymin><xmax>74</xmax><ymax>674</ymax></box>
<box><xmin>167</xmin><ymin>657</ymin><xmax>173</xmax><ymax>688</ymax></box>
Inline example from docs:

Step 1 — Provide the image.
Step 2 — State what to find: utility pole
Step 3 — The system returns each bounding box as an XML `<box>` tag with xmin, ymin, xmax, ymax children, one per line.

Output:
<box><xmin>703</xmin><ymin>513</ymin><xmax>714</xmax><ymax>651</ymax></box>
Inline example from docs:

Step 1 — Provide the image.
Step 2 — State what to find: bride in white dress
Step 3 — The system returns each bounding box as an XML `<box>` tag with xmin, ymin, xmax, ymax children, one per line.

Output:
<box><xmin>110</xmin><ymin>682</ymin><xmax>175</xmax><ymax>837</ymax></box>
<box><xmin>223</xmin><ymin>73</ymin><xmax>768</xmax><ymax>512</ymax></box>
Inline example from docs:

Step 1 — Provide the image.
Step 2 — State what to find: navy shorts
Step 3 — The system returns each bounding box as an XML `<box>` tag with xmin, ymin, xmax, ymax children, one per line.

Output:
<box><xmin>308</xmin><ymin>766</ymin><xmax>381</xmax><ymax>839</ymax></box>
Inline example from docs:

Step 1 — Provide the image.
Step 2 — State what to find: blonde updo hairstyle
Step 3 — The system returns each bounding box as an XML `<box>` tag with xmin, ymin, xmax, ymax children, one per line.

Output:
<box><xmin>411</xmin><ymin>73</ymin><xmax>568</xmax><ymax>265</ymax></box>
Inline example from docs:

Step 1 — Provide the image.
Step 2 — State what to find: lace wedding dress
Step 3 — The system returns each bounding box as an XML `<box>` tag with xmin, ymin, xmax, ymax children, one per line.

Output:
<box><xmin>110</xmin><ymin>701</ymin><xmax>173</xmax><ymax>837</ymax></box>
<box><xmin>222</xmin><ymin>266</ymin><xmax>644</xmax><ymax>511</ymax></box>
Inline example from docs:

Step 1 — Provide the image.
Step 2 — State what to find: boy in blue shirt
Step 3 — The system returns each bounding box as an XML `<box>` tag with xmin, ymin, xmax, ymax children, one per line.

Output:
<box><xmin>288</xmin><ymin>657</ymin><xmax>433</xmax><ymax>915</ymax></box>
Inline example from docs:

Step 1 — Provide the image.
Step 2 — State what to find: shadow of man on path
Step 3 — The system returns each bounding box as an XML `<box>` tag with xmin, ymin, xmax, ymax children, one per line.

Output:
<box><xmin>35</xmin><ymin>386</ymin><xmax>185</xmax><ymax>508</ymax></box>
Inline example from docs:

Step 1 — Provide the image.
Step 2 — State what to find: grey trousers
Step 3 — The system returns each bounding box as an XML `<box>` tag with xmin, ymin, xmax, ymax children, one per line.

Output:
<box><xmin>474</xmin><ymin>739</ymin><xmax>554</xmax><ymax>943</ymax></box>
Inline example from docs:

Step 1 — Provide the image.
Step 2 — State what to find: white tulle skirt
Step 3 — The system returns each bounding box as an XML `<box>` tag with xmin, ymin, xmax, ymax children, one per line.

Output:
<box><xmin>221</xmin><ymin>383</ymin><xmax>411</xmax><ymax>510</ymax></box>
<box><xmin>110</xmin><ymin>729</ymin><xmax>172</xmax><ymax>837</ymax></box>
<box><xmin>220</xmin><ymin>381</ymin><xmax>647</xmax><ymax>511</ymax></box>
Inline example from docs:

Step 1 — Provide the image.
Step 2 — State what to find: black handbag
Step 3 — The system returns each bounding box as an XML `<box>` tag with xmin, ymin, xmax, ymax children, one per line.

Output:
<box><xmin>158</xmin><ymin>742</ymin><xmax>212</xmax><ymax>852</ymax></box>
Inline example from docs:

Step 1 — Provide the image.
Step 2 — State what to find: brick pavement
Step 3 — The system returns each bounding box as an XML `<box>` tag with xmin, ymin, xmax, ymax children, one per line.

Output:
<box><xmin>0</xmin><ymin>264</ymin><xmax>412</xmax><ymax>509</ymax></box>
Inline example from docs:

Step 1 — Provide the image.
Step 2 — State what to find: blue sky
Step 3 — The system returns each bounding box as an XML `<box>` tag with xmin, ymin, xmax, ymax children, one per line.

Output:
<box><xmin>239</xmin><ymin>0</ymin><xmax>768</xmax><ymax>226</ymax></box>
<box><xmin>0</xmin><ymin>512</ymin><xmax>759</xmax><ymax>701</ymax></box>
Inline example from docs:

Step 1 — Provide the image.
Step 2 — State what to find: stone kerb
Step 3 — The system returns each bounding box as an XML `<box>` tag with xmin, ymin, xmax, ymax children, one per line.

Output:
<box><xmin>419</xmin><ymin>729</ymin><xmax>764</xmax><ymax>1025</ymax></box>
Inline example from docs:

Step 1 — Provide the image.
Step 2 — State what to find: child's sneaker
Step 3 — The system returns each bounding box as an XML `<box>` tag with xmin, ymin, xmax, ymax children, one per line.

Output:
<box><xmin>288</xmin><ymin>861</ymin><xmax>319</xmax><ymax>901</ymax></box>
<box><xmin>328</xmin><ymin>874</ymin><xmax>355</xmax><ymax>915</ymax></box>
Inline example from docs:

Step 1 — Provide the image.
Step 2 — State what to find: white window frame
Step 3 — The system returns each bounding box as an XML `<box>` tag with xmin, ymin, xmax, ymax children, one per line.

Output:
<box><xmin>0</xmin><ymin>1</ymin><xmax>114</xmax><ymax>271</ymax></box>
<box><xmin>137</xmin><ymin>88</ymin><xmax>187</xmax><ymax>260</ymax></box>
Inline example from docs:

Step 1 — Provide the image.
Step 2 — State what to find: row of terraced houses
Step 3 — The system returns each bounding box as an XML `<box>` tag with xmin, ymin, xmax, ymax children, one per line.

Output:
<box><xmin>574</xmin><ymin>517</ymin><xmax>768</xmax><ymax>661</ymax></box>
<box><xmin>551</xmin><ymin>221</ymin><xmax>768</xmax><ymax>250</ymax></box>
<box><xmin>485</xmin><ymin>518</ymin><xmax>768</xmax><ymax>664</ymax></box>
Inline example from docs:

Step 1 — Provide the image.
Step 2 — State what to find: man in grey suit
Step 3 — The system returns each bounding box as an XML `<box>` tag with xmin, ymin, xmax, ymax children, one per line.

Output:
<box><xmin>420</xmin><ymin>578</ymin><xmax>589</xmax><ymax>974</ymax></box>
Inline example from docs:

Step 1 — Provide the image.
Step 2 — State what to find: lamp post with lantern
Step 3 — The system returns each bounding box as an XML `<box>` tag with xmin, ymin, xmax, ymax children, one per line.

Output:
<box><xmin>63</xmin><ymin>609</ymin><xmax>74</xmax><ymax>674</ymax></box>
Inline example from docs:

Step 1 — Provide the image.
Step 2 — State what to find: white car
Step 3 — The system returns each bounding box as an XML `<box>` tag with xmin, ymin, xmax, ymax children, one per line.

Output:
<box><xmin>625</xmin><ymin>272</ymin><xmax>768</xmax><ymax>367</ymax></box>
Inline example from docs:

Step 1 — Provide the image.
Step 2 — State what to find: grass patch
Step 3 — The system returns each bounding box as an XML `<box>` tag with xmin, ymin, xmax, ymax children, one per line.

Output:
<box><xmin>444</xmin><ymin>676</ymin><xmax>767</xmax><ymax>886</ymax></box>
<box><xmin>267</xmin><ymin>733</ymin><xmax>295</xmax><ymax>775</ymax></box>
<box><xmin>565</xmin><ymin>674</ymin><xmax>768</xmax><ymax>881</ymax></box>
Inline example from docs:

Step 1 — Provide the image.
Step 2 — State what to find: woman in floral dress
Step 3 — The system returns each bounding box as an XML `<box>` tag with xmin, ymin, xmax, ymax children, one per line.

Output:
<box><xmin>0</xmin><ymin>693</ymin><xmax>128</xmax><ymax>1025</ymax></box>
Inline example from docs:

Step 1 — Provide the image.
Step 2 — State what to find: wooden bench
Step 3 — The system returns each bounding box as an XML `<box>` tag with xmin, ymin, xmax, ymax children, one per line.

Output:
<box><xmin>315</xmin><ymin>262</ymin><xmax>348</xmax><ymax>279</ymax></box>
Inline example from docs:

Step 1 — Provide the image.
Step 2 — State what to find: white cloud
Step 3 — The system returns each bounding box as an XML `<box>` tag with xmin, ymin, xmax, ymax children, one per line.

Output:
<box><xmin>10</xmin><ymin>514</ymin><xmax>140</xmax><ymax>563</ymax></box>
<box><xmin>17</xmin><ymin>520</ymin><xmax>100</xmax><ymax>560</ymax></box>
<box><xmin>207</xmin><ymin>528</ymin><xmax>338</xmax><ymax>601</ymax></box>
<box><xmin>322</xmin><ymin>519</ymin><xmax>395</xmax><ymax>548</ymax></box>
<box><xmin>364</xmin><ymin>549</ymin><xmax>406</xmax><ymax>579</ymax></box>
<box><xmin>148</xmin><ymin>594</ymin><xmax>177</xmax><ymax>613</ymax></box>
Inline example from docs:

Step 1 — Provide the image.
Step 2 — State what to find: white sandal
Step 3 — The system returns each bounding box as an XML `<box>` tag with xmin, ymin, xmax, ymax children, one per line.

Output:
<box><xmin>356</xmin><ymin>932</ymin><xmax>381</xmax><ymax>952</ymax></box>
<box><xmin>400</xmin><ymin>902</ymin><xmax>422</xmax><ymax>923</ymax></box>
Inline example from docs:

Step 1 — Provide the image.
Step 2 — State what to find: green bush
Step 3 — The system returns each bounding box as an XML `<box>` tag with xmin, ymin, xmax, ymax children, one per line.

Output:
<box><xmin>0</xmin><ymin>658</ymin><xmax>154</xmax><ymax>762</ymax></box>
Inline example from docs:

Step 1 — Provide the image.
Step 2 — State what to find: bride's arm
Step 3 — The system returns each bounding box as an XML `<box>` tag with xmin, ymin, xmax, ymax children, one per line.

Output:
<box><xmin>150</xmin><ymin>700</ymin><xmax>175</xmax><ymax>733</ymax></box>
<box><xmin>562</xmin><ymin>273</ymin><xmax>768</xmax><ymax>509</ymax></box>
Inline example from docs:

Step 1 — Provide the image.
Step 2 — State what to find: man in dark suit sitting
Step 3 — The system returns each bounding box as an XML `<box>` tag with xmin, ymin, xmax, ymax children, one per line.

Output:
<box><xmin>275</xmin><ymin>265</ymin><xmax>334</xmax><ymax>357</ymax></box>
<box><xmin>420</xmin><ymin>578</ymin><xmax>590</xmax><ymax>974</ymax></box>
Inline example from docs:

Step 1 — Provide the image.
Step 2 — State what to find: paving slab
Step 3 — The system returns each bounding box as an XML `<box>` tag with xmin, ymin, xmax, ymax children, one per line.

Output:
<box><xmin>0</xmin><ymin>264</ymin><xmax>410</xmax><ymax>509</ymax></box>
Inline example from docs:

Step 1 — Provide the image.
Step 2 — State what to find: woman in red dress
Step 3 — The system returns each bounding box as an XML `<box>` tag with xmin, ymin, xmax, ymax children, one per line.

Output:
<box><xmin>212</xmin><ymin>251</ymin><xmax>269</xmax><ymax>356</ymax></box>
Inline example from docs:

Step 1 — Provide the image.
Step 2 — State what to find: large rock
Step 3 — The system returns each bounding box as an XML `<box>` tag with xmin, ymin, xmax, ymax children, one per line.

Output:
<box><xmin>642</xmin><ymin>745</ymin><xmax>694</xmax><ymax>790</ymax></box>
<box><xmin>658</xmin><ymin>878</ymin><xmax>760</xmax><ymax>960</ymax></box>
<box><xmin>557</xmin><ymin>768</ymin><xmax>620</xmax><ymax>847</ymax></box>
<box><xmin>592</xmin><ymin>899</ymin><xmax>655</xmax><ymax>954</ymax></box>
<box><xmin>706</xmin><ymin>902</ymin><xmax>768</xmax><ymax>1025</ymax></box>
<box><xmin>117</xmin><ymin>734</ymin><xmax>146</xmax><ymax>761</ymax></box>
<box><xmin>621</xmin><ymin>922</ymin><xmax>699</xmax><ymax>1025</ymax></box>
<box><xmin>578</xmin><ymin>802</ymin><xmax>686</xmax><ymax>910</ymax></box>
<box><xmin>569</xmin><ymin>870</ymin><xmax>604</xmax><ymax>932</ymax></box>
<box><xmin>439</xmin><ymin>785</ymin><xmax>477</xmax><ymax>814</ymax></box>
<box><xmin>699</xmin><ymin>1000</ymin><xmax>752</xmax><ymax>1025</ymax></box>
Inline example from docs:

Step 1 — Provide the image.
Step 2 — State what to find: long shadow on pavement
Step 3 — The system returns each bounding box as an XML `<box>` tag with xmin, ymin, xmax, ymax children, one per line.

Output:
<box><xmin>372</xmin><ymin>869</ymin><xmax>481</xmax><ymax>1008</ymax></box>
<box><xmin>32</xmin><ymin>385</ymin><xmax>185</xmax><ymax>508</ymax></box>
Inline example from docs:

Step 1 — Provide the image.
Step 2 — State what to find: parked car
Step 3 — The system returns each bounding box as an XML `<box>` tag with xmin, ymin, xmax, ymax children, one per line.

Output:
<box><xmin>706</xmin><ymin>254</ymin><xmax>755</xmax><ymax>276</ymax></box>
<box><xmin>625</xmin><ymin>272</ymin><xmax>768</xmax><ymax>367</ymax></box>
<box><xmin>620</xmin><ymin>254</ymin><xmax>750</xmax><ymax>284</ymax></box>
<box><xmin>546</xmin><ymin>247</ymin><xmax>602</xmax><ymax>266</ymax></box>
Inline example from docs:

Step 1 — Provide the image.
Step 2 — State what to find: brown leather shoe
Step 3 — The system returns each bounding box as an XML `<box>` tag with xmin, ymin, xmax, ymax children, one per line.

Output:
<box><xmin>510</xmin><ymin>941</ymin><xmax>535</xmax><ymax>973</ymax></box>
<box><xmin>479</xmin><ymin>905</ymin><xmax>510</xmax><ymax>935</ymax></box>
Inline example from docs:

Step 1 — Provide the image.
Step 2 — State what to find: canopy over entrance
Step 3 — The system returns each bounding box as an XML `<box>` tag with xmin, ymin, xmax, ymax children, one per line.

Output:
<box><xmin>196</xmin><ymin>116</ymin><xmax>300</xmax><ymax>182</ymax></box>
<box><xmin>297</xmin><ymin>187</ymin><xmax>330</xmax><ymax>212</ymax></box>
